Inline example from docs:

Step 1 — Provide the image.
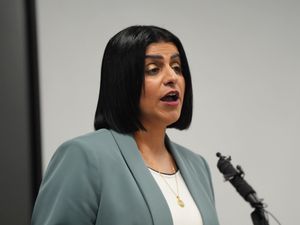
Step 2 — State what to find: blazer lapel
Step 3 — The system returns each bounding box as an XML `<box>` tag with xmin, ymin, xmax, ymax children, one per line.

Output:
<box><xmin>166</xmin><ymin>135</ymin><xmax>216</xmax><ymax>225</ymax></box>
<box><xmin>110</xmin><ymin>130</ymin><xmax>173</xmax><ymax>225</ymax></box>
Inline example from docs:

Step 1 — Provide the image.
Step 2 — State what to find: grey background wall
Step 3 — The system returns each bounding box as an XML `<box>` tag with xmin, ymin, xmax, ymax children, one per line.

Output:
<box><xmin>37</xmin><ymin>1</ymin><xmax>299</xmax><ymax>224</ymax></box>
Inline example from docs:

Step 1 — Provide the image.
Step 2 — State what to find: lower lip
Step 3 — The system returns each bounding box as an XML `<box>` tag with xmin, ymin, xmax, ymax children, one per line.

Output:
<box><xmin>160</xmin><ymin>99</ymin><xmax>180</xmax><ymax>106</ymax></box>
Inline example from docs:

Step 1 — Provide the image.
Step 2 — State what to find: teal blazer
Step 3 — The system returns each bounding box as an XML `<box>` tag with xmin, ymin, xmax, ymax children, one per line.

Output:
<box><xmin>32</xmin><ymin>129</ymin><xmax>220</xmax><ymax>225</ymax></box>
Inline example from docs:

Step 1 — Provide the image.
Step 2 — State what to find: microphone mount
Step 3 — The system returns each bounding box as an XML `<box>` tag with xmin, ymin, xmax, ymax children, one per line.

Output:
<box><xmin>216</xmin><ymin>152</ymin><xmax>269</xmax><ymax>225</ymax></box>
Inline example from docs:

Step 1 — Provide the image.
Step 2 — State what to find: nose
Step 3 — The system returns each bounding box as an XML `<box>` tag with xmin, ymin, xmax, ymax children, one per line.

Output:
<box><xmin>163</xmin><ymin>66</ymin><xmax>178</xmax><ymax>87</ymax></box>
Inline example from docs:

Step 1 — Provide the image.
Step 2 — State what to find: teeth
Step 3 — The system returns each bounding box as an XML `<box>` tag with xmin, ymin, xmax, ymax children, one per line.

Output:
<box><xmin>168</xmin><ymin>93</ymin><xmax>177</xmax><ymax>97</ymax></box>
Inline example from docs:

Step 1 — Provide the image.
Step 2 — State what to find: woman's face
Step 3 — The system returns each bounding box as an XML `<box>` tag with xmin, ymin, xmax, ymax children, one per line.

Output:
<box><xmin>139</xmin><ymin>42</ymin><xmax>185</xmax><ymax>129</ymax></box>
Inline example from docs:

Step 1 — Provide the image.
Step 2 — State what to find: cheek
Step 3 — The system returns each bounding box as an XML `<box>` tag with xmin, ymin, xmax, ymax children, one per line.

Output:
<box><xmin>140</xmin><ymin>85</ymin><xmax>156</xmax><ymax>110</ymax></box>
<box><xmin>142</xmin><ymin>80</ymin><xmax>159</xmax><ymax>101</ymax></box>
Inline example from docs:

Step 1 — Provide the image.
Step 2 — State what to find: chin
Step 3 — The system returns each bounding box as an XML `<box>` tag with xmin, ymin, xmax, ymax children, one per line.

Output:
<box><xmin>163</xmin><ymin>114</ymin><xmax>181</xmax><ymax>126</ymax></box>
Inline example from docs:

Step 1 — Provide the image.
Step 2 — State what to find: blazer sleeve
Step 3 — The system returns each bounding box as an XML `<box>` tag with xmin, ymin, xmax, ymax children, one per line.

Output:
<box><xmin>31</xmin><ymin>140</ymin><xmax>101</xmax><ymax>225</ymax></box>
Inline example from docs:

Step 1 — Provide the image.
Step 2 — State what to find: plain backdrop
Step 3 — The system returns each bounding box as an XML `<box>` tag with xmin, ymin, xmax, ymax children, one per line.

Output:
<box><xmin>36</xmin><ymin>0</ymin><xmax>299</xmax><ymax>224</ymax></box>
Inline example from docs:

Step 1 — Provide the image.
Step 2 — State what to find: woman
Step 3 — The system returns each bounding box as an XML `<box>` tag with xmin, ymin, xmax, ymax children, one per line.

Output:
<box><xmin>32</xmin><ymin>25</ymin><xmax>220</xmax><ymax>225</ymax></box>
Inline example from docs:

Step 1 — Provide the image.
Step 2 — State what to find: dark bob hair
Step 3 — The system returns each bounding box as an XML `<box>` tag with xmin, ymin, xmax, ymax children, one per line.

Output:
<box><xmin>94</xmin><ymin>25</ymin><xmax>193</xmax><ymax>133</ymax></box>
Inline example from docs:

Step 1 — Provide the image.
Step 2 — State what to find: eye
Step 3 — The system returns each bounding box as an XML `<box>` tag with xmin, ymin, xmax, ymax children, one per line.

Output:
<box><xmin>171</xmin><ymin>63</ymin><xmax>182</xmax><ymax>75</ymax></box>
<box><xmin>145</xmin><ymin>64</ymin><xmax>160</xmax><ymax>75</ymax></box>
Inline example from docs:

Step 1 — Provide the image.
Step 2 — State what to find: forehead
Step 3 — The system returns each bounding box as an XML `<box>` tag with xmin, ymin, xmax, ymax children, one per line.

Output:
<box><xmin>145</xmin><ymin>42</ymin><xmax>179</xmax><ymax>56</ymax></box>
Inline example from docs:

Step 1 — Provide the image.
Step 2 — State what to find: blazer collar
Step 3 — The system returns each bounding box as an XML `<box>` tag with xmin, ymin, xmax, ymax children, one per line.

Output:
<box><xmin>110</xmin><ymin>130</ymin><xmax>173</xmax><ymax>225</ymax></box>
<box><xmin>165</xmin><ymin>135</ymin><xmax>218</xmax><ymax>225</ymax></box>
<box><xmin>110</xmin><ymin>129</ymin><xmax>215</xmax><ymax>225</ymax></box>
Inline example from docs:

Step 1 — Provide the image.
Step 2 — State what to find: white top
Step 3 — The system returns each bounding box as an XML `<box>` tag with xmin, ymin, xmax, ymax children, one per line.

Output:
<box><xmin>149</xmin><ymin>168</ymin><xmax>203</xmax><ymax>225</ymax></box>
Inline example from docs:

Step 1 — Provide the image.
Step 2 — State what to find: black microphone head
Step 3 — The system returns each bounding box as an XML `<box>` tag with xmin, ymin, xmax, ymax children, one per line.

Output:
<box><xmin>217</xmin><ymin>155</ymin><xmax>238</xmax><ymax>178</ymax></box>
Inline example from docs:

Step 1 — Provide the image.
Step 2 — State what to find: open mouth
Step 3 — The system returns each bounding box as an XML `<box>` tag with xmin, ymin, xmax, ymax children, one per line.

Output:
<box><xmin>160</xmin><ymin>91</ymin><xmax>179</xmax><ymax>102</ymax></box>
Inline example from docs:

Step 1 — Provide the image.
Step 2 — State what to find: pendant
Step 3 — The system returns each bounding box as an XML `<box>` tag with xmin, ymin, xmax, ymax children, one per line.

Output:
<box><xmin>176</xmin><ymin>196</ymin><xmax>185</xmax><ymax>207</ymax></box>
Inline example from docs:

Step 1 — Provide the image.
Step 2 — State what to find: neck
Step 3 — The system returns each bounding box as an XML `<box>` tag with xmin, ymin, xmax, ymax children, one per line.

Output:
<box><xmin>133</xmin><ymin>126</ymin><xmax>166</xmax><ymax>154</ymax></box>
<box><xmin>133</xmin><ymin>125</ymin><xmax>177</xmax><ymax>173</ymax></box>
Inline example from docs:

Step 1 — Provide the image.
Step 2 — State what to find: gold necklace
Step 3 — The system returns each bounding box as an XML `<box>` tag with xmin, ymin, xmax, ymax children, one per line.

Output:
<box><xmin>158</xmin><ymin>167</ymin><xmax>185</xmax><ymax>208</ymax></box>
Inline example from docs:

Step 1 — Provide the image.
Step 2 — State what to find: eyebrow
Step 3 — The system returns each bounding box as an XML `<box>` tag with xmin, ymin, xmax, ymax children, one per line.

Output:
<box><xmin>145</xmin><ymin>53</ymin><xmax>180</xmax><ymax>60</ymax></box>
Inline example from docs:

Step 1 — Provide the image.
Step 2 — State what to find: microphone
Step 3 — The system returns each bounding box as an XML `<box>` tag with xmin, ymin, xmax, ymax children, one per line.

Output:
<box><xmin>216</xmin><ymin>152</ymin><xmax>263</xmax><ymax>209</ymax></box>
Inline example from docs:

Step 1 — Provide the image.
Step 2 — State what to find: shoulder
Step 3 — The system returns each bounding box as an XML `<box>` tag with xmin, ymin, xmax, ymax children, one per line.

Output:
<box><xmin>47</xmin><ymin>129</ymin><xmax>118</xmax><ymax>172</ymax></box>
<box><xmin>33</xmin><ymin>131</ymin><xmax>111</xmax><ymax>224</ymax></box>
<box><xmin>60</xmin><ymin>128</ymin><xmax>114</xmax><ymax>149</ymax></box>
<box><xmin>42</xmin><ymin>129</ymin><xmax>121</xmax><ymax>189</ymax></box>
<box><xmin>56</xmin><ymin>128</ymin><xmax>116</xmax><ymax>156</ymax></box>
